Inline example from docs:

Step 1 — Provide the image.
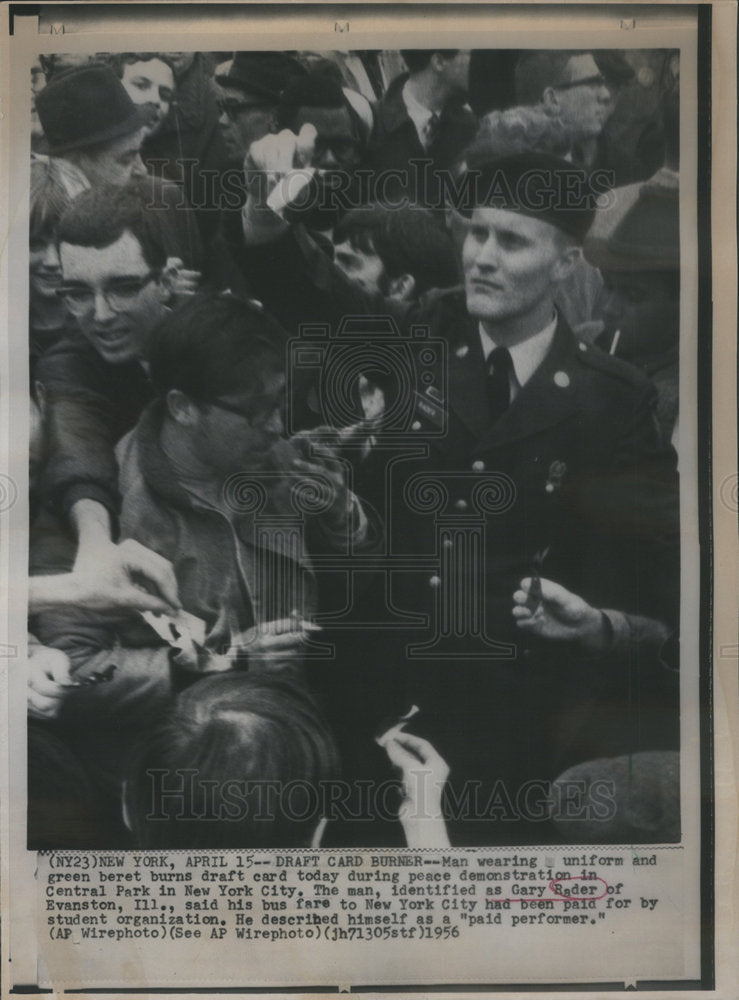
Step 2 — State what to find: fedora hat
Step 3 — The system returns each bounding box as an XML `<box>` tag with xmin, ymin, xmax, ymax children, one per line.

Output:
<box><xmin>584</xmin><ymin>185</ymin><xmax>679</xmax><ymax>272</ymax></box>
<box><xmin>36</xmin><ymin>63</ymin><xmax>151</xmax><ymax>155</ymax></box>
<box><xmin>216</xmin><ymin>52</ymin><xmax>306</xmax><ymax>102</ymax></box>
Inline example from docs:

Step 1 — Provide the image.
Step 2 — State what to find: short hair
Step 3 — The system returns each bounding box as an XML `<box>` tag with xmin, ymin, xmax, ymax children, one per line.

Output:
<box><xmin>147</xmin><ymin>292</ymin><xmax>287</xmax><ymax>403</ymax></box>
<box><xmin>514</xmin><ymin>50</ymin><xmax>575</xmax><ymax>106</ymax></box>
<box><xmin>105</xmin><ymin>52</ymin><xmax>175</xmax><ymax>79</ymax></box>
<box><xmin>401</xmin><ymin>50</ymin><xmax>460</xmax><ymax>75</ymax></box>
<box><xmin>125</xmin><ymin>673</ymin><xmax>340</xmax><ymax>848</ymax></box>
<box><xmin>334</xmin><ymin>204</ymin><xmax>459</xmax><ymax>295</ymax></box>
<box><xmin>29</xmin><ymin>157</ymin><xmax>77</xmax><ymax>246</ymax></box>
<box><xmin>275</xmin><ymin>69</ymin><xmax>347</xmax><ymax>130</ymax></box>
<box><xmin>56</xmin><ymin>181</ymin><xmax>167</xmax><ymax>270</ymax></box>
<box><xmin>466</xmin><ymin>106</ymin><xmax>571</xmax><ymax>166</ymax></box>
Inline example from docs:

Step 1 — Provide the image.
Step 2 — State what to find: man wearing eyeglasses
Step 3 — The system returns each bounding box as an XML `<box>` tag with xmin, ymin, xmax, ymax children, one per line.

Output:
<box><xmin>266</xmin><ymin>68</ymin><xmax>367</xmax><ymax>237</ymax></box>
<box><xmin>31</xmin><ymin>293</ymin><xmax>372</xmax><ymax>833</ymax></box>
<box><xmin>34</xmin><ymin>183</ymin><xmax>198</xmax><ymax>583</ymax></box>
<box><xmin>514</xmin><ymin>50</ymin><xmax>619</xmax><ymax>173</ymax></box>
<box><xmin>214</xmin><ymin>52</ymin><xmax>307</xmax><ymax>166</ymax></box>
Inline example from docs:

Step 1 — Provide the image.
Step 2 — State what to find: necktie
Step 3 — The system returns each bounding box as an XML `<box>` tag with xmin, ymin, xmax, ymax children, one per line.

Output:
<box><xmin>486</xmin><ymin>346</ymin><xmax>512</xmax><ymax>424</ymax></box>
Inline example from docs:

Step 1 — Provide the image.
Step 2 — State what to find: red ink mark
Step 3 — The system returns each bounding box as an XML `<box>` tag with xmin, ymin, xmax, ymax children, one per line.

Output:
<box><xmin>496</xmin><ymin>876</ymin><xmax>610</xmax><ymax>903</ymax></box>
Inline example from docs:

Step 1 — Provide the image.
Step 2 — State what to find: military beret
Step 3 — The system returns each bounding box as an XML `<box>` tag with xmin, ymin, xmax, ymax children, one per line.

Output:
<box><xmin>457</xmin><ymin>151</ymin><xmax>598</xmax><ymax>244</ymax></box>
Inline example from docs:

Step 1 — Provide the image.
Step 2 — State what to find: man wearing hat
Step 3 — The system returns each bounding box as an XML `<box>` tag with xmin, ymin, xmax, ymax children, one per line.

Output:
<box><xmin>238</xmin><ymin>137</ymin><xmax>680</xmax><ymax>845</ymax></box>
<box><xmin>214</xmin><ymin>52</ymin><xmax>306</xmax><ymax>166</ymax></box>
<box><xmin>35</xmin><ymin>63</ymin><xmax>203</xmax><ymax>269</ymax></box>
<box><xmin>35</xmin><ymin>63</ymin><xmax>152</xmax><ymax>188</ymax></box>
<box><xmin>586</xmin><ymin>185</ymin><xmax>680</xmax><ymax>444</ymax></box>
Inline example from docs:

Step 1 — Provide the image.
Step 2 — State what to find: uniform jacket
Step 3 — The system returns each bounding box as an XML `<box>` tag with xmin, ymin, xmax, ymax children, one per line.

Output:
<box><xmin>240</xmin><ymin>226</ymin><xmax>681</xmax><ymax>843</ymax></box>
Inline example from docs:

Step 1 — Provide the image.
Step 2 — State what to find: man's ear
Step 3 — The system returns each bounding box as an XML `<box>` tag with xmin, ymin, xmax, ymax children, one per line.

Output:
<box><xmin>550</xmin><ymin>242</ymin><xmax>582</xmax><ymax>283</ymax></box>
<box><xmin>166</xmin><ymin>388</ymin><xmax>200</xmax><ymax>426</ymax></box>
<box><xmin>387</xmin><ymin>272</ymin><xmax>416</xmax><ymax>302</ymax></box>
<box><xmin>430</xmin><ymin>52</ymin><xmax>446</xmax><ymax>75</ymax></box>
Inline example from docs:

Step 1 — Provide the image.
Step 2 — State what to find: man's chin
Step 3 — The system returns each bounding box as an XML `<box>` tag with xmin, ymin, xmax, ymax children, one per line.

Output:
<box><xmin>89</xmin><ymin>338</ymin><xmax>137</xmax><ymax>365</ymax></box>
<box><xmin>465</xmin><ymin>291</ymin><xmax>505</xmax><ymax>321</ymax></box>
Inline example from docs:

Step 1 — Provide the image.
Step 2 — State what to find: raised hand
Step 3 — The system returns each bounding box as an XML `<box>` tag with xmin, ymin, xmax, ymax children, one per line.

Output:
<box><xmin>381</xmin><ymin>731</ymin><xmax>451</xmax><ymax>848</ymax></box>
<box><xmin>244</xmin><ymin>123</ymin><xmax>318</xmax><ymax>210</ymax></box>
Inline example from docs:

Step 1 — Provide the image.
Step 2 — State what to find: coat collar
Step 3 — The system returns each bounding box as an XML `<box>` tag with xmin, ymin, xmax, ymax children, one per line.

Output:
<box><xmin>377</xmin><ymin>72</ymin><xmax>415</xmax><ymax>134</ymax></box>
<box><xmin>448</xmin><ymin>316</ymin><xmax>582</xmax><ymax>449</ymax></box>
<box><xmin>131</xmin><ymin>400</ymin><xmax>199</xmax><ymax>511</ymax></box>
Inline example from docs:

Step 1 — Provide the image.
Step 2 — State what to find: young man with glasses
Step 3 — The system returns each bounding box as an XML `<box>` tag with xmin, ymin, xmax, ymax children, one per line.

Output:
<box><xmin>34</xmin><ymin>183</ymin><xmax>197</xmax><ymax>578</ymax></box>
<box><xmin>30</xmin><ymin>293</ymin><xmax>372</xmax><ymax>839</ymax></box>
<box><xmin>514</xmin><ymin>50</ymin><xmax>619</xmax><ymax>172</ymax></box>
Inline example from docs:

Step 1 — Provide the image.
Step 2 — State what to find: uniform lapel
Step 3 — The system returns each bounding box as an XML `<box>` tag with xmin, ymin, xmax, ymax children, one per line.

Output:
<box><xmin>447</xmin><ymin>318</ymin><xmax>492</xmax><ymax>441</ymax></box>
<box><xmin>474</xmin><ymin>319</ymin><xmax>581</xmax><ymax>451</ymax></box>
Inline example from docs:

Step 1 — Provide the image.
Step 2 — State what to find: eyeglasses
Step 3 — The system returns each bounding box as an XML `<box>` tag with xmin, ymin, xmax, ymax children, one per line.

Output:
<box><xmin>56</xmin><ymin>271</ymin><xmax>159</xmax><ymax>313</ymax></box>
<box><xmin>313</xmin><ymin>135</ymin><xmax>361</xmax><ymax>164</ymax></box>
<box><xmin>217</xmin><ymin>99</ymin><xmax>271</xmax><ymax>120</ymax></box>
<box><xmin>553</xmin><ymin>73</ymin><xmax>610</xmax><ymax>91</ymax></box>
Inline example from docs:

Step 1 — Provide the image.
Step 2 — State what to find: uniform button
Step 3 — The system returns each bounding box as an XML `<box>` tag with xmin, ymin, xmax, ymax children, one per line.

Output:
<box><xmin>455</xmin><ymin>344</ymin><xmax>469</xmax><ymax>359</ymax></box>
<box><xmin>471</xmin><ymin>460</ymin><xmax>485</xmax><ymax>472</ymax></box>
<box><xmin>411</xmin><ymin>420</ymin><xmax>422</xmax><ymax>431</ymax></box>
<box><xmin>545</xmin><ymin>483</ymin><xmax>555</xmax><ymax>493</ymax></box>
<box><xmin>442</xmin><ymin>538</ymin><xmax>454</xmax><ymax>549</ymax></box>
<box><xmin>522</xmin><ymin>648</ymin><xmax>531</xmax><ymax>659</ymax></box>
<box><xmin>553</xmin><ymin>371</ymin><xmax>570</xmax><ymax>388</ymax></box>
<box><xmin>454</xmin><ymin>499</ymin><xmax>468</xmax><ymax>511</ymax></box>
<box><xmin>429</xmin><ymin>575</ymin><xmax>442</xmax><ymax>588</ymax></box>
<box><xmin>578</xmin><ymin>342</ymin><xmax>587</xmax><ymax>352</ymax></box>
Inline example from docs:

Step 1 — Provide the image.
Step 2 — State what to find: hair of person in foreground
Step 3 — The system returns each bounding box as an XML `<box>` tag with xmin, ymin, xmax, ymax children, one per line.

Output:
<box><xmin>124</xmin><ymin>671</ymin><xmax>340</xmax><ymax>849</ymax></box>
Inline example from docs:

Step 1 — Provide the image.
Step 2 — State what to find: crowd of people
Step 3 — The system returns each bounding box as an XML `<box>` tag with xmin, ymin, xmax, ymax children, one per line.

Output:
<box><xmin>26</xmin><ymin>48</ymin><xmax>682</xmax><ymax>850</ymax></box>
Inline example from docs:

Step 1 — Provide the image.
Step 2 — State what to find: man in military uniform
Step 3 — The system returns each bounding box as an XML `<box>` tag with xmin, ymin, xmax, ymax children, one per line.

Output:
<box><xmin>239</xmin><ymin>136</ymin><xmax>679</xmax><ymax>844</ymax></box>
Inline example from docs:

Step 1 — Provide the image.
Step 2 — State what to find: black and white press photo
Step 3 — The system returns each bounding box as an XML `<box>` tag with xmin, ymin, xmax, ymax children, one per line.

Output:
<box><xmin>5</xmin><ymin>5</ymin><xmax>731</xmax><ymax>990</ymax></box>
<box><xmin>24</xmin><ymin>43</ymin><xmax>684</xmax><ymax>851</ymax></box>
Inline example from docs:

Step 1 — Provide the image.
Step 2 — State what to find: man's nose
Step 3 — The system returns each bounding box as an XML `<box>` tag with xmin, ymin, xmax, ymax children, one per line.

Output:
<box><xmin>474</xmin><ymin>235</ymin><xmax>499</xmax><ymax>269</ymax></box>
<box><xmin>41</xmin><ymin>243</ymin><xmax>60</xmax><ymax>268</ymax></box>
<box><xmin>93</xmin><ymin>290</ymin><xmax>115</xmax><ymax>323</ymax></box>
